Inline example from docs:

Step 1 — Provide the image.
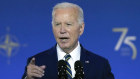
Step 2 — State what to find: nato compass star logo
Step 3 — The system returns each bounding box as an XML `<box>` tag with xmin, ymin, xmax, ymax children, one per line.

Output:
<box><xmin>0</xmin><ymin>27</ymin><xmax>27</xmax><ymax>64</ymax></box>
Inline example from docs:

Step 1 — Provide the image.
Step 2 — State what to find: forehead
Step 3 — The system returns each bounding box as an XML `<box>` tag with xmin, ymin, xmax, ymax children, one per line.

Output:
<box><xmin>55</xmin><ymin>7</ymin><xmax>78</xmax><ymax>13</ymax></box>
<box><xmin>54</xmin><ymin>8</ymin><xmax>78</xmax><ymax>19</ymax></box>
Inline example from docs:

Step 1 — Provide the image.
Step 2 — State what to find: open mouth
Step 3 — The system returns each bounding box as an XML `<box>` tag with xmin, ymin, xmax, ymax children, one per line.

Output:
<box><xmin>59</xmin><ymin>37</ymin><xmax>69</xmax><ymax>40</ymax></box>
<box><xmin>59</xmin><ymin>37</ymin><xmax>69</xmax><ymax>42</ymax></box>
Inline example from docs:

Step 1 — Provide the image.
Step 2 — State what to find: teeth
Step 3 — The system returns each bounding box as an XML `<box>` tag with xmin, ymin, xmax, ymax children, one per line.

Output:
<box><xmin>60</xmin><ymin>38</ymin><xmax>68</xmax><ymax>42</ymax></box>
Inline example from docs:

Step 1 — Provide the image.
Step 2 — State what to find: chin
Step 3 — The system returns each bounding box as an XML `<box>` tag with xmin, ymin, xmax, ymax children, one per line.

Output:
<box><xmin>59</xmin><ymin>43</ymin><xmax>70</xmax><ymax>49</ymax></box>
<box><xmin>60</xmin><ymin>44</ymin><xmax>69</xmax><ymax>49</ymax></box>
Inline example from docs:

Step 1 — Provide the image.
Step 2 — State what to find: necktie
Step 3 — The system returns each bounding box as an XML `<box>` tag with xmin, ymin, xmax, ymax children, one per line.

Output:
<box><xmin>65</xmin><ymin>54</ymin><xmax>72</xmax><ymax>79</ymax></box>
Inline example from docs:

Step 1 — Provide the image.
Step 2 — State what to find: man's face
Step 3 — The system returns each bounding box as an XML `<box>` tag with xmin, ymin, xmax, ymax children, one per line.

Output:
<box><xmin>52</xmin><ymin>8</ymin><xmax>84</xmax><ymax>53</ymax></box>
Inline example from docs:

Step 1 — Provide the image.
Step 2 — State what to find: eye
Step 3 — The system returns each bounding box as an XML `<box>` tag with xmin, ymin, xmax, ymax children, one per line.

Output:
<box><xmin>55</xmin><ymin>23</ymin><xmax>61</xmax><ymax>26</ymax></box>
<box><xmin>66</xmin><ymin>23</ymin><xmax>72</xmax><ymax>26</ymax></box>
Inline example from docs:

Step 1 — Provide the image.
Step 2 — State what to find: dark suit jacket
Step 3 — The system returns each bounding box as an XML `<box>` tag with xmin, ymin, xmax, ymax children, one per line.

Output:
<box><xmin>22</xmin><ymin>45</ymin><xmax>114</xmax><ymax>79</ymax></box>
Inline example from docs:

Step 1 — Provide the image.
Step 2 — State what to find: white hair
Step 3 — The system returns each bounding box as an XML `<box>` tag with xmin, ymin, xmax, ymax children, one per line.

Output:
<box><xmin>52</xmin><ymin>2</ymin><xmax>84</xmax><ymax>25</ymax></box>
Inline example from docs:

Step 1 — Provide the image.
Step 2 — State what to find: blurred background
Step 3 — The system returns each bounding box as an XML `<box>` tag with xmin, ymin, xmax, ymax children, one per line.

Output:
<box><xmin>0</xmin><ymin>0</ymin><xmax>139</xmax><ymax>79</ymax></box>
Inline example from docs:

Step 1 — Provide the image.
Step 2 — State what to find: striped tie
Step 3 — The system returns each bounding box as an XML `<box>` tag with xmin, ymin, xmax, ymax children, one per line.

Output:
<box><xmin>65</xmin><ymin>54</ymin><xmax>72</xmax><ymax>79</ymax></box>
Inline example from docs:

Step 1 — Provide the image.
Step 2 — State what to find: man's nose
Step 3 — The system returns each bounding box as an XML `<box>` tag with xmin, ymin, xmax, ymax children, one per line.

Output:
<box><xmin>60</xmin><ymin>25</ymin><xmax>66</xmax><ymax>34</ymax></box>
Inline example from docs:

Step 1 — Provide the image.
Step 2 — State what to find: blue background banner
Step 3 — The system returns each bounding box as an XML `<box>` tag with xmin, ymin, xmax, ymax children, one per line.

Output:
<box><xmin>0</xmin><ymin>0</ymin><xmax>139</xmax><ymax>79</ymax></box>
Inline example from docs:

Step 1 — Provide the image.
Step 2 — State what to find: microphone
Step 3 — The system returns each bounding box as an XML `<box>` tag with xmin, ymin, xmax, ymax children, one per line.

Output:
<box><xmin>58</xmin><ymin>60</ymin><xmax>67</xmax><ymax>79</ymax></box>
<box><xmin>74</xmin><ymin>60</ymin><xmax>84</xmax><ymax>79</ymax></box>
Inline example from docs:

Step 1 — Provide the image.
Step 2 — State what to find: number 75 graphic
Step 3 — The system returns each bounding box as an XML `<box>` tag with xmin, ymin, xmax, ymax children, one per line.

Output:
<box><xmin>112</xmin><ymin>28</ymin><xmax>137</xmax><ymax>60</ymax></box>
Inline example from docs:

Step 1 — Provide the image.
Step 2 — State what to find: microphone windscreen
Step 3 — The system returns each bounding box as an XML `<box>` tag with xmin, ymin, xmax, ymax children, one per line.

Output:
<box><xmin>58</xmin><ymin>60</ymin><xmax>66</xmax><ymax>67</ymax></box>
<box><xmin>58</xmin><ymin>60</ymin><xmax>67</xmax><ymax>79</ymax></box>
<box><xmin>74</xmin><ymin>60</ymin><xmax>84</xmax><ymax>79</ymax></box>
<box><xmin>74</xmin><ymin>60</ymin><xmax>83</xmax><ymax>70</ymax></box>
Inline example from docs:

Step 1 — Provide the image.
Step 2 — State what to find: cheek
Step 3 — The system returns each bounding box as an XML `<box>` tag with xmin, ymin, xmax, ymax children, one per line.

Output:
<box><xmin>70</xmin><ymin>29</ymin><xmax>80</xmax><ymax>40</ymax></box>
<box><xmin>53</xmin><ymin>28</ymin><xmax>58</xmax><ymax>37</ymax></box>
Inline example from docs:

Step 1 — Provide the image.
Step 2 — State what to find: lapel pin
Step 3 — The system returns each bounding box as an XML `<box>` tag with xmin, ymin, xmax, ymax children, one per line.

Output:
<box><xmin>85</xmin><ymin>60</ymin><xmax>89</xmax><ymax>63</ymax></box>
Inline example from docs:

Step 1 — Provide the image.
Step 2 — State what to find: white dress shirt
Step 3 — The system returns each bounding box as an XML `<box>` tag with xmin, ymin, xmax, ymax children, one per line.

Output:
<box><xmin>57</xmin><ymin>42</ymin><xmax>81</xmax><ymax>78</ymax></box>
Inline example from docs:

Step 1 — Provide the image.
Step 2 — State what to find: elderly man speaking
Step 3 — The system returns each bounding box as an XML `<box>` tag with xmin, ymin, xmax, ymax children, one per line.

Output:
<box><xmin>22</xmin><ymin>2</ymin><xmax>114</xmax><ymax>79</ymax></box>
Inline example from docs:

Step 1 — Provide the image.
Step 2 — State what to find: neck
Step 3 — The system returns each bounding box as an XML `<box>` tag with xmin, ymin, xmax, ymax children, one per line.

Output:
<box><xmin>63</xmin><ymin>42</ymin><xmax>78</xmax><ymax>54</ymax></box>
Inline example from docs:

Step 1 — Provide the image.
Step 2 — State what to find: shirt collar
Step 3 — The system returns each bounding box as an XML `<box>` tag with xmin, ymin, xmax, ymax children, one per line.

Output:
<box><xmin>57</xmin><ymin>42</ymin><xmax>81</xmax><ymax>61</ymax></box>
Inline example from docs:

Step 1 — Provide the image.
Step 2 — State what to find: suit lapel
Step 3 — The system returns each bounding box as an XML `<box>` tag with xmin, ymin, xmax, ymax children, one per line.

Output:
<box><xmin>80</xmin><ymin>45</ymin><xmax>90</xmax><ymax>78</ymax></box>
<box><xmin>46</xmin><ymin>45</ymin><xmax>58</xmax><ymax>79</ymax></box>
<box><xmin>80</xmin><ymin>45</ymin><xmax>96</xmax><ymax>78</ymax></box>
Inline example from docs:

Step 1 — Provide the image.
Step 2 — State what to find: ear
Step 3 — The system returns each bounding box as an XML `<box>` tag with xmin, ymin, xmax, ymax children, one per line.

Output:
<box><xmin>79</xmin><ymin>22</ymin><xmax>85</xmax><ymax>36</ymax></box>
